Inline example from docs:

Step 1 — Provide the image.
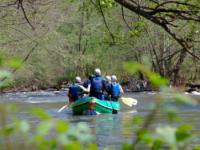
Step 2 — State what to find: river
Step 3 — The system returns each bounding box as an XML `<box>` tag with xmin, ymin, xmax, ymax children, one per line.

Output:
<box><xmin>0</xmin><ymin>91</ymin><xmax>200</xmax><ymax>149</ymax></box>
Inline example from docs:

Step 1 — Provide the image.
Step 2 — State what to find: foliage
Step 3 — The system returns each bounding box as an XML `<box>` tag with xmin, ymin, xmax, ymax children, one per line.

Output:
<box><xmin>0</xmin><ymin>0</ymin><xmax>200</xmax><ymax>149</ymax></box>
<box><xmin>0</xmin><ymin>104</ymin><xmax>96</xmax><ymax>150</ymax></box>
<box><xmin>0</xmin><ymin>0</ymin><xmax>200</xmax><ymax>90</ymax></box>
<box><xmin>1</xmin><ymin>58</ymin><xmax>200</xmax><ymax>149</ymax></box>
<box><xmin>123</xmin><ymin>61</ymin><xmax>199</xmax><ymax>150</ymax></box>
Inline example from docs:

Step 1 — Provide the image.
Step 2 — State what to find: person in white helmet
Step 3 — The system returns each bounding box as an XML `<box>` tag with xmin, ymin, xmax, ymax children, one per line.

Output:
<box><xmin>88</xmin><ymin>68</ymin><xmax>105</xmax><ymax>100</ymax></box>
<box><xmin>103</xmin><ymin>75</ymin><xmax>112</xmax><ymax>100</ymax></box>
<box><xmin>68</xmin><ymin>76</ymin><xmax>88</xmax><ymax>103</ymax></box>
<box><xmin>110</xmin><ymin>75</ymin><xmax>124</xmax><ymax>101</ymax></box>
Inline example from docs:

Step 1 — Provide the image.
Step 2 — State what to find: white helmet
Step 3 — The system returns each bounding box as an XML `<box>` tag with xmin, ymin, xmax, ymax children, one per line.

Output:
<box><xmin>111</xmin><ymin>75</ymin><xmax>117</xmax><ymax>82</ymax></box>
<box><xmin>95</xmin><ymin>68</ymin><xmax>101</xmax><ymax>75</ymax></box>
<box><xmin>105</xmin><ymin>75</ymin><xmax>111</xmax><ymax>82</ymax></box>
<box><xmin>75</xmin><ymin>76</ymin><xmax>81</xmax><ymax>83</ymax></box>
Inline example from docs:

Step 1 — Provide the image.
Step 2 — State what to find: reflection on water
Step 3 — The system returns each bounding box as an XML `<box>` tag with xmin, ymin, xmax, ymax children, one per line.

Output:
<box><xmin>0</xmin><ymin>91</ymin><xmax>200</xmax><ymax>149</ymax></box>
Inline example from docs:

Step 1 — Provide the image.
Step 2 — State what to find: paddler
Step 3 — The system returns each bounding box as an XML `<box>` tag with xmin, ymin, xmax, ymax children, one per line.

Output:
<box><xmin>68</xmin><ymin>76</ymin><xmax>88</xmax><ymax>103</ymax></box>
<box><xmin>88</xmin><ymin>68</ymin><xmax>105</xmax><ymax>100</ymax></box>
<box><xmin>110</xmin><ymin>75</ymin><xmax>124</xmax><ymax>101</ymax></box>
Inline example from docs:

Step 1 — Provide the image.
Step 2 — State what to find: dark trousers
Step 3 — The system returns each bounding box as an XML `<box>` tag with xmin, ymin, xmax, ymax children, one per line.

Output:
<box><xmin>111</xmin><ymin>96</ymin><xmax>119</xmax><ymax>101</ymax></box>
<box><xmin>90</xmin><ymin>92</ymin><xmax>104</xmax><ymax>100</ymax></box>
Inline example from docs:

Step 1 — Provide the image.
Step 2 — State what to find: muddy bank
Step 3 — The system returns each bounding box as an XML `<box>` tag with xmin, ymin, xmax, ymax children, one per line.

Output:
<box><xmin>2</xmin><ymin>79</ymin><xmax>200</xmax><ymax>93</ymax></box>
<box><xmin>122</xmin><ymin>79</ymin><xmax>153</xmax><ymax>92</ymax></box>
<box><xmin>2</xmin><ymin>79</ymin><xmax>153</xmax><ymax>93</ymax></box>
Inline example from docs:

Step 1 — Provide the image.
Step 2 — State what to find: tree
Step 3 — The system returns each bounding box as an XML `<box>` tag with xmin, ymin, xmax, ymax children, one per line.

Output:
<box><xmin>114</xmin><ymin>0</ymin><xmax>200</xmax><ymax>84</ymax></box>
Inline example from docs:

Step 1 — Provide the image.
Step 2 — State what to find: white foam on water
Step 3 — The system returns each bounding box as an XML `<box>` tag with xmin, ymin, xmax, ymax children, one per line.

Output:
<box><xmin>191</xmin><ymin>91</ymin><xmax>200</xmax><ymax>95</ymax></box>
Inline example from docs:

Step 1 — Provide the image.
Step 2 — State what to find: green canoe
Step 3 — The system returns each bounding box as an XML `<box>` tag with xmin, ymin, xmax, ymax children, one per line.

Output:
<box><xmin>71</xmin><ymin>97</ymin><xmax>120</xmax><ymax>115</ymax></box>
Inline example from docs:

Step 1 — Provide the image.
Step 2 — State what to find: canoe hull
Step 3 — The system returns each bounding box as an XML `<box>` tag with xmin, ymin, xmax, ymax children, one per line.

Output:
<box><xmin>71</xmin><ymin>97</ymin><xmax>120</xmax><ymax>115</ymax></box>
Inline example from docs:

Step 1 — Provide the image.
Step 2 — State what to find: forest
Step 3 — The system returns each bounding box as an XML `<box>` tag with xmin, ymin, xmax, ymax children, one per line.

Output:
<box><xmin>0</xmin><ymin>0</ymin><xmax>200</xmax><ymax>91</ymax></box>
<box><xmin>0</xmin><ymin>1</ymin><xmax>200</xmax><ymax>150</ymax></box>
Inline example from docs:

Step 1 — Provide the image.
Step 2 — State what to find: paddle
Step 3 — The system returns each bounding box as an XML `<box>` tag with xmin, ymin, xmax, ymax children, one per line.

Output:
<box><xmin>121</xmin><ymin>97</ymin><xmax>138</xmax><ymax>107</ymax></box>
<box><xmin>57</xmin><ymin>101</ymin><xmax>71</xmax><ymax>113</ymax></box>
<box><xmin>57</xmin><ymin>105</ymin><xmax>68</xmax><ymax>113</ymax></box>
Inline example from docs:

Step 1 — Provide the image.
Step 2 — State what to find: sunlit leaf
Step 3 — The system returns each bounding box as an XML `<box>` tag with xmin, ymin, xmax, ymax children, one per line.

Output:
<box><xmin>88</xmin><ymin>144</ymin><xmax>98</xmax><ymax>150</ymax></box>
<box><xmin>124</xmin><ymin>62</ymin><xmax>145</xmax><ymax>74</ymax></box>
<box><xmin>147</xmin><ymin>72</ymin><xmax>168</xmax><ymax>87</ymax></box>
<box><xmin>64</xmin><ymin>142</ymin><xmax>81</xmax><ymax>150</ymax></box>
<box><xmin>193</xmin><ymin>146</ymin><xmax>200</xmax><ymax>150</ymax></box>
<box><xmin>32</xmin><ymin>108</ymin><xmax>51</xmax><ymax>120</ymax></box>
<box><xmin>9</xmin><ymin>58</ymin><xmax>22</xmax><ymax>69</ymax></box>
<box><xmin>56</xmin><ymin>120</ymin><xmax>69</xmax><ymax>133</ymax></box>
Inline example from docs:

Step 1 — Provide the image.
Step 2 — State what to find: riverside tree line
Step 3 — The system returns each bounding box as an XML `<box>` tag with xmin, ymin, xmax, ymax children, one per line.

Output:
<box><xmin>0</xmin><ymin>0</ymin><xmax>200</xmax><ymax>91</ymax></box>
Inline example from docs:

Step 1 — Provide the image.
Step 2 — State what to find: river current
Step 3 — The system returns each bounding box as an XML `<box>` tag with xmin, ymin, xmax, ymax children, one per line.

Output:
<box><xmin>0</xmin><ymin>91</ymin><xmax>199</xmax><ymax>149</ymax></box>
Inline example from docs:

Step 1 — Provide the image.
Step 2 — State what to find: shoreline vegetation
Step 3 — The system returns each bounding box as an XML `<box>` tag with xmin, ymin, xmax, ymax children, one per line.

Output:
<box><xmin>1</xmin><ymin>0</ymin><xmax>200</xmax><ymax>149</ymax></box>
<box><xmin>2</xmin><ymin>78</ymin><xmax>200</xmax><ymax>93</ymax></box>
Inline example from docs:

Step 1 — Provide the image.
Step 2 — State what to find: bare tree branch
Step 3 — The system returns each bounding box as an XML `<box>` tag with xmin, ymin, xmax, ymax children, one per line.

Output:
<box><xmin>17</xmin><ymin>0</ymin><xmax>35</xmax><ymax>30</ymax></box>
<box><xmin>96</xmin><ymin>0</ymin><xmax>115</xmax><ymax>42</ymax></box>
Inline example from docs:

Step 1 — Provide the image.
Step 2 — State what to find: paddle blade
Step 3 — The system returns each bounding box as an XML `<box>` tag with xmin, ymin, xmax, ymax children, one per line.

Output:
<box><xmin>57</xmin><ymin>105</ymin><xmax>67</xmax><ymax>113</ymax></box>
<box><xmin>121</xmin><ymin>97</ymin><xmax>138</xmax><ymax>107</ymax></box>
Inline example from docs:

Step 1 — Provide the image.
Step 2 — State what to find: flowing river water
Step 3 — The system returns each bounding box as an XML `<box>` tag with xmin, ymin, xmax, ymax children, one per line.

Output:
<box><xmin>0</xmin><ymin>91</ymin><xmax>200</xmax><ymax>149</ymax></box>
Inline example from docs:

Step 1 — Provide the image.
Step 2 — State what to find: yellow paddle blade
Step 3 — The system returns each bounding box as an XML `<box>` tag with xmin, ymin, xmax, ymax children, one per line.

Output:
<box><xmin>121</xmin><ymin>97</ymin><xmax>138</xmax><ymax>107</ymax></box>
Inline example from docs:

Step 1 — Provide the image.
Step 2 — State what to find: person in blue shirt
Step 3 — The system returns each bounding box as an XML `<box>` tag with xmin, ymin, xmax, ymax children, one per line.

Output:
<box><xmin>110</xmin><ymin>75</ymin><xmax>124</xmax><ymax>101</ymax></box>
<box><xmin>88</xmin><ymin>68</ymin><xmax>105</xmax><ymax>100</ymax></box>
<box><xmin>68</xmin><ymin>76</ymin><xmax>88</xmax><ymax>103</ymax></box>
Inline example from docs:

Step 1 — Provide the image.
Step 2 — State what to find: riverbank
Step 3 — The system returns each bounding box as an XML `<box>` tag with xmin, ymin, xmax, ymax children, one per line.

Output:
<box><xmin>2</xmin><ymin>79</ymin><xmax>200</xmax><ymax>94</ymax></box>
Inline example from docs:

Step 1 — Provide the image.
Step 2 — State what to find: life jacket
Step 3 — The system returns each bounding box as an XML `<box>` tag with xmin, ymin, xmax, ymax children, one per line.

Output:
<box><xmin>69</xmin><ymin>83</ymin><xmax>82</xmax><ymax>100</ymax></box>
<box><xmin>90</xmin><ymin>76</ymin><xmax>103</xmax><ymax>94</ymax></box>
<box><xmin>104</xmin><ymin>82</ymin><xmax>112</xmax><ymax>94</ymax></box>
<box><xmin>111</xmin><ymin>83</ymin><xmax>120</xmax><ymax>98</ymax></box>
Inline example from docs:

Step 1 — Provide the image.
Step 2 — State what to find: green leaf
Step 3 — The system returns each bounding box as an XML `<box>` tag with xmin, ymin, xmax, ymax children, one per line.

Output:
<box><xmin>9</xmin><ymin>58</ymin><xmax>22</xmax><ymax>69</ymax></box>
<box><xmin>57</xmin><ymin>134</ymin><xmax>68</xmax><ymax>145</ymax></box>
<box><xmin>88</xmin><ymin>144</ymin><xmax>98</xmax><ymax>150</ymax></box>
<box><xmin>193</xmin><ymin>146</ymin><xmax>200</xmax><ymax>150</ymax></box>
<box><xmin>162</xmin><ymin>106</ymin><xmax>180</xmax><ymax>122</ymax></box>
<box><xmin>0</xmin><ymin>70</ymin><xmax>11</xmax><ymax>78</ymax></box>
<box><xmin>156</xmin><ymin>126</ymin><xmax>177</xmax><ymax>146</ymax></box>
<box><xmin>152</xmin><ymin>139</ymin><xmax>164</xmax><ymax>150</ymax></box>
<box><xmin>64</xmin><ymin>142</ymin><xmax>81</xmax><ymax>150</ymax></box>
<box><xmin>1</xmin><ymin>126</ymin><xmax>15</xmax><ymax>136</ymax></box>
<box><xmin>132</xmin><ymin>116</ymin><xmax>144</xmax><ymax>125</ymax></box>
<box><xmin>36</xmin><ymin>120</ymin><xmax>53</xmax><ymax>136</ymax></box>
<box><xmin>32</xmin><ymin>108</ymin><xmax>51</xmax><ymax>120</ymax></box>
<box><xmin>176</xmin><ymin>124</ymin><xmax>193</xmax><ymax>142</ymax></box>
<box><xmin>147</xmin><ymin>72</ymin><xmax>168</xmax><ymax>87</ymax></box>
<box><xmin>123</xmin><ymin>62</ymin><xmax>146</xmax><ymax>74</ymax></box>
<box><xmin>56</xmin><ymin>120</ymin><xmax>69</xmax><ymax>133</ymax></box>
<box><xmin>122</xmin><ymin>143</ymin><xmax>132</xmax><ymax>150</ymax></box>
<box><xmin>0</xmin><ymin>56</ymin><xmax>3</xmax><ymax>66</ymax></box>
<box><xmin>18</xmin><ymin>120</ymin><xmax>30</xmax><ymax>133</ymax></box>
<box><xmin>137</xmin><ymin>129</ymin><xmax>154</xmax><ymax>145</ymax></box>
